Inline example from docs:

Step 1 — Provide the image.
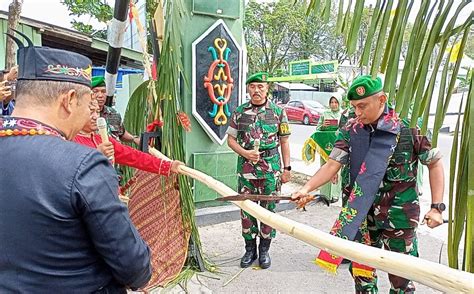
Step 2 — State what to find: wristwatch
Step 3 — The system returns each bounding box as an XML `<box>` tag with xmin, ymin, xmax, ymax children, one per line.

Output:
<box><xmin>283</xmin><ymin>166</ymin><xmax>291</xmax><ymax>171</ymax></box>
<box><xmin>431</xmin><ymin>203</ymin><xmax>446</xmax><ymax>212</ymax></box>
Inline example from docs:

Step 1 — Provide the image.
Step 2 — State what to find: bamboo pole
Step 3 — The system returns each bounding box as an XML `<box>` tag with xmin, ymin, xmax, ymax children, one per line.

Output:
<box><xmin>149</xmin><ymin>148</ymin><xmax>474</xmax><ymax>293</ymax></box>
<box><xmin>153</xmin><ymin>0</ymin><xmax>165</xmax><ymax>51</ymax></box>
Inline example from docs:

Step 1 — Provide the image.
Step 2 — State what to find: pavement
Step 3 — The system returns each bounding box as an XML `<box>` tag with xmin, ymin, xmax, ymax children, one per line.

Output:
<box><xmin>152</xmin><ymin>134</ymin><xmax>458</xmax><ymax>293</ymax></box>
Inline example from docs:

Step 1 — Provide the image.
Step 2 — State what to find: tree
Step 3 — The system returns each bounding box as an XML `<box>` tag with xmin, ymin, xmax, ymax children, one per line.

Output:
<box><xmin>5</xmin><ymin>0</ymin><xmax>23</xmax><ymax>69</ymax></box>
<box><xmin>61</xmin><ymin>0</ymin><xmax>112</xmax><ymax>38</ymax></box>
<box><xmin>290</xmin><ymin>10</ymin><xmax>348</xmax><ymax>63</ymax></box>
<box><xmin>244</xmin><ymin>1</ymin><xmax>372</xmax><ymax>75</ymax></box>
<box><xmin>244</xmin><ymin>0</ymin><xmax>305</xmax><ymax>74</ymax></box>
<box><xmin>62</xmin><ymin>0</ymin><xmax>158</xmax><ymax>51</ymax></box>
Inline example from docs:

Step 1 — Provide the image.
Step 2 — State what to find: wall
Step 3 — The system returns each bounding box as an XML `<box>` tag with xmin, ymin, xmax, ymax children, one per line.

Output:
<box><xmin>0</xmin><ymin>19</ymin><xmax>41</xmax><ymax>69</ymax></box>
<box><xmin>182</xmin><ymin>0</ymin><xmax>245</xmax><ymax>203</ymax></box>
<box><xmin>115</xmin><ymin>73</ymin><xmax>144</xmax><ymax>117</ymax></box>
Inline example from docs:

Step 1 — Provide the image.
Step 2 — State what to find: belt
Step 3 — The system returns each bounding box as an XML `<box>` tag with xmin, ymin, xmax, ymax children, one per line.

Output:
<box><xmin>259</xmin><ymin>147</ymin><xmax>279</xmax><ymax>157</ymax></box>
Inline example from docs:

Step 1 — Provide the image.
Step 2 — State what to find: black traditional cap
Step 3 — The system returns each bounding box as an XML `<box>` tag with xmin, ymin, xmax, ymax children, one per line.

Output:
<box><xmin>6</xmin><ymin>30</ymin><xmax>92</xmax><ymax>87</ymax></box>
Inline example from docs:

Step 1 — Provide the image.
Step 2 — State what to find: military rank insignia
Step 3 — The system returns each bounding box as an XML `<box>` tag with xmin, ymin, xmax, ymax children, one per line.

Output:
<box><xmin>279</xmin><ymin>123</ymin><xmax>291</xmax><ymax>136</ymax></box>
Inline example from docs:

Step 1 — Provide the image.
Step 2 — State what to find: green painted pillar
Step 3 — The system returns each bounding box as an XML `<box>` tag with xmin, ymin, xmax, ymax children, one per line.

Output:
<box><xmin>181</xmin><ymin>0</ymin><xmax>245</xmax><ymax>204</ymax></box>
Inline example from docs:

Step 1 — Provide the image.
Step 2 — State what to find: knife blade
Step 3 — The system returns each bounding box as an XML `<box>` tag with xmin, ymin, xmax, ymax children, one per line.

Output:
<box><xmin>215</xmin><ymin>194</ymin><xmax>330</xmax><ymax>207</ymax></box>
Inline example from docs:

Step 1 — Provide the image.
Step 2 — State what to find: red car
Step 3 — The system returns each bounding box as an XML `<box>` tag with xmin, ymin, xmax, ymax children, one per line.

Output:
<box><xmin>284</xmin><ymin>100</ymin><xmax>325</xmax><ymax>125</ymax></box>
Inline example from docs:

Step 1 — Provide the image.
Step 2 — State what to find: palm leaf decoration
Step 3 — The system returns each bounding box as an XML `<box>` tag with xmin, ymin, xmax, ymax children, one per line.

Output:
<box><xmin>123</xmin><ymin>0</ymin><xmax>212</xmax><ymax>286</ymax></box>
<box><xmin>307</xmin><ymin>0</ymin><xmax>473</xmax><ymax>272</ymax></box>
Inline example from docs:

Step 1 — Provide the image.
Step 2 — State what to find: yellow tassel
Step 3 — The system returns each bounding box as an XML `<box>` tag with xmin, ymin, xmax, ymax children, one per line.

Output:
<box><xmin>302</xmin><ymin>138</ymin><xmax>317</xmax><ymax>163</ymax></box>
<box><xmin>352</xmin><ymin>267</ymin><xmax>375</xmax><ymax>278</ymax></box>
<box><xmin>315</xmin><ymin>258</ymin><xmax>338</xmax><ymax>274</ymax></box>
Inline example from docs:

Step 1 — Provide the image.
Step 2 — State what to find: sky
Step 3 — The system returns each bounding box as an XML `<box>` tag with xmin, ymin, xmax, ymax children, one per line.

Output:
<box><xmin>0</xmin><ymin>0</ymin><xmax>113</xmax><ymax>30</ymax></box>
<box><xmin>1</xmin><ymin>0</ymin><xmax>472</xmax><ymax>31</ymax></box>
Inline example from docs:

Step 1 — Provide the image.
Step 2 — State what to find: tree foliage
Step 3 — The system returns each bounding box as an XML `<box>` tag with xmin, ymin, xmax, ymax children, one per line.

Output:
<box><xmin>244</xmin><ymin>0</ymin><xmax>305</xmax><ymax>74</ymax></box>
<box><xmin>244</xmin><ymin>0</ymin><xmax>372</xmax><ymax>75</ymax></box>
<box><xmin>61</xmin><ymin>0</ymin><xmax>112</xmax><ymax>37</ymax></box>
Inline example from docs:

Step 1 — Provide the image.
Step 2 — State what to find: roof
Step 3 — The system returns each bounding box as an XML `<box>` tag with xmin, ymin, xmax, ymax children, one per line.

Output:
<box><xmin>0</xmin><ymin>10</ymin><xmax>143</xmax><ymax>69</ymax></box>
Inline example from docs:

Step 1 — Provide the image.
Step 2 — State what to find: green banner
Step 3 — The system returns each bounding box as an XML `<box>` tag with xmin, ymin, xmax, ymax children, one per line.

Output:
<box><xmin>311</xmin><ymin>63</ymin><xmax>336</xmax><ymax>74</ymax></box>
<box><xmin>290</xmin><ymin>60</ymin><xmax>311</xmax><ymax>76</ymax></box>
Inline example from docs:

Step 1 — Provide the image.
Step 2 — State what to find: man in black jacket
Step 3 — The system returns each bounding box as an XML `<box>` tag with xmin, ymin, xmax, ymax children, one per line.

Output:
<box><xmin>0</xmin><ymin>36</ymin><xmax>151</xmax><ymax>293</ymax></box>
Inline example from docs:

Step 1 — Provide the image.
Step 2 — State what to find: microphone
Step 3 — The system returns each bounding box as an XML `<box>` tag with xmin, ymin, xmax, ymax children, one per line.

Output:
<box><xmin>97</xmin><ymin>117</ymin><xmax>114</xmax><ymax>163</ymax></box>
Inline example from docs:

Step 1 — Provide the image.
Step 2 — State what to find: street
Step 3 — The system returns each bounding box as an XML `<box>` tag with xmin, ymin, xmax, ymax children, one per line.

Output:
<box><xmin>195</xmin><ymin>203</ymin><xmax>443</xmax><ymax>294</ymax></box>
<box><xmin>177</xmin><ymin>123</ymin><xmax>456</xmax><ymax>293</ymax></box>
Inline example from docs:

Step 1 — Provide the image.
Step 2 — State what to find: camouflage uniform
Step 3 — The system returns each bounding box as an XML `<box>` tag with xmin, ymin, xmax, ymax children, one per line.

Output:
<box><xmin>331</xmin><ymin>119</ymin><xmax>441</xmax><ymax>293</ymax></box>
<box><xmin>226</xmin><ymin>99</ymin><xmax>291</xmax><ymax>240</ymax></box>
<box><xmin>100</xmin><ymin>105</ymin><xmax>125</xmax><ymax>140</ymax></box>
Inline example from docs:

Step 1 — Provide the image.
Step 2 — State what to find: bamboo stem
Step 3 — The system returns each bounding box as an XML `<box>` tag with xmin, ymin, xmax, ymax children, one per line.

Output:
<box><xmin>149</xmin><ymin>147</ymin><xmax>474</xmax><ymax>292</ymax></box>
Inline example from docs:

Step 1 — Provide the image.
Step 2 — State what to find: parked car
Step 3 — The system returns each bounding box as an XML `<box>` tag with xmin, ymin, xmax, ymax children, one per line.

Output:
<box><xmin>284</xmin><ymin>100</ymin><xmax>325</xmax><ymax>125</ymax></box>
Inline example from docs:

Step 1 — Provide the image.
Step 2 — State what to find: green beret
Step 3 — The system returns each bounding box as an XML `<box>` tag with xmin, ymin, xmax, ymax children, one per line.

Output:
<box><xmin>246</xmin><ymin>71</ymin><xmax>269</xmax><ymax>85</ymax></box>
<box><xmin>347</xmin><ymin>75</ymin><xmax>383</xmax><ymax>100</ymax></box>
<box><xmin>91</xmin><ymin>76</ymin><xmax>106</xmax><ymax>88</ymax></box>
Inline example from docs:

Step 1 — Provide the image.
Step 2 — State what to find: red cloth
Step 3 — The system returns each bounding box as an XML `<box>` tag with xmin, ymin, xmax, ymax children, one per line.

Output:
<box><xmin>73</xmin><ymin>133</ymin><xmax>171</xmax><ymax>176</ymax></box>
<box><xmin>146</xmin><ymin>120</ymin><xmax>163</xmax><ymax>132</ymax></box>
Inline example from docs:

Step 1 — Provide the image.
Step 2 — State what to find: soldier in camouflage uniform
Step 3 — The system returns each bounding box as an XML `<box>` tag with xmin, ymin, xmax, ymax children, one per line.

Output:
<box><xmin>91</xmin><ymin>76</ymin><xmax>140</xmax><ymax>145</ymax></box>
<box><xmin>293</xmin><ymin>75</ymin><xmax>445</xmax><ymax>293</ymax></box>
<box><xmin>227</xmin><ymin>72</ymin><xmax>291</xmax><ymax>269</ymax></box>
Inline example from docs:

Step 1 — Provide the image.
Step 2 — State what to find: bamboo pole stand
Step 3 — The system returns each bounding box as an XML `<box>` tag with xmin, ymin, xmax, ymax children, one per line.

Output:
<box><xmin>149</xmin><ymin>148</ymin><xmax>474</xmax><ymax>293</ymax></box>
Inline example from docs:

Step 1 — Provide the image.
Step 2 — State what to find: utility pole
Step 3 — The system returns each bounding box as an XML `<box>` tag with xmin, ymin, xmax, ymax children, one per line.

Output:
<box><xmin>5</xmin><ymin>0</ymin><xmax>23</xmax><ymax>70</ymax></box>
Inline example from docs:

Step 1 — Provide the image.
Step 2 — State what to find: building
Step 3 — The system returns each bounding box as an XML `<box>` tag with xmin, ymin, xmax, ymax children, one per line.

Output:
<box><xmin>0</xmin><ymin>10</ymin><xmax>144</xmax><ymax>116</ymax></box>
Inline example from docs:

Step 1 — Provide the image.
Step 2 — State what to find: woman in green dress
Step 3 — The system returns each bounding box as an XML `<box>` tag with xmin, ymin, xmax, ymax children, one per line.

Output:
<box><xmin>316</xmin><ymin>95</ymin><xmax>342</xmax><ymax>203</ymax></box>
<box><xmin>317</xmin><ymin>96</ymin><xmax>342</xmax><ymax>130</ymax></box>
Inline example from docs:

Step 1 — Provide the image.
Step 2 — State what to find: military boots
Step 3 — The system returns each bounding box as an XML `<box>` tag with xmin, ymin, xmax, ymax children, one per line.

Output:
<box><xmin>258</xmin><ymin>238</ymin><xmax>271</xmax><ymax>269</ymax></box>
<box><xmin>240</xmin><ymin>239</ymin><xmax>257</xmax><ymax>268</ymax></box>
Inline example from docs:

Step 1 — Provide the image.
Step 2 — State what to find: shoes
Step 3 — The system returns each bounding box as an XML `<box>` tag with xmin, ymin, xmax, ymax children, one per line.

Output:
<box><xmin>258</xmin><ymin>238</ymin><xmax>272</xmax><ymax>269</ymax></box>
<box><xmin>240</xmin><ymin>239</ymin><xmax>257</xmax><ymax>268</ymax></box>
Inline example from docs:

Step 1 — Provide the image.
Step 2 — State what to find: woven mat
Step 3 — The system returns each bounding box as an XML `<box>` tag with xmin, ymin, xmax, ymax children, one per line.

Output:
<box><xmin>128</xmin><ymin>170</ymin><xmax>190</xmax><ymax>289</ymax></box>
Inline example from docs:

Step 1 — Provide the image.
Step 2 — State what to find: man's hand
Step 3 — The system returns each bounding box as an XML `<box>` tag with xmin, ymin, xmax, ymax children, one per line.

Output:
<box><xmin>170</xmin><ymin>160</ymin><xmax>184</xmax><ymax>174</ymax></box>
<box><xmin>97</xmin><ymin>141</ymin><xmax>115</xmax><ymax>159</ymax></box>
<box><xmin>5</xmin><ymin>66</ymin><xmax>18</xmax><ymax>81</ymax></box>
<box><xmin>422</xmin><ymin>208</ymin><xmax>443</xmax><ymax>228</ymax></box>
<box><xmin>291</xmin><ymin>189</ymin><xmax>308</xmax><ymax>201</ymax></box>
<box><xmin>331</xmin><ymin>173</ymin><xmax>339</xmax><ymax>184</ymax></box>
<box><xmin>281</xmin><ymin>170</ymin><xmax>291</xmax><ymax>183</ymax></box>
<box><xmin>0</xmin><ymin>81</ymin><xmax>12</xmax><ymax>101</ymax></box>
<box><xmin>291</xmin><ymin>189</ymin><xmax>315</xmax><ymax>209</ymax></box>
<box><xmin>244</xmin><ymin>149</ymin><xmax>260</xmax><ymax>162</ymax></box>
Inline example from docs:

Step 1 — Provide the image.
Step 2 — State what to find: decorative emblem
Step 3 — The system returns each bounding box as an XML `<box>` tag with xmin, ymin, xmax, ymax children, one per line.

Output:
<box><xmin>356</xmin><ymin>86</ymin><xmax>365</xmax><ymax>96</ymax></box>
<box><xmin>192</xmin><ymin>20</ymin><xmax>242</xmax><ymax>145</ymax></box>
<box><xmin>204</xmin><ymin>38</ymin><xmax>234</xmax><ymax>126</ymax></box>
<box><xmin>325</xmin><ymin>142</ymin><xmax>334</xmax><ymax>152</ymax></box>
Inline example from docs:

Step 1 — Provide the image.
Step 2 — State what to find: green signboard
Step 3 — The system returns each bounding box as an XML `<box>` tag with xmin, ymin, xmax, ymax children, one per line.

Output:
<box><xmin>311</xmin><ymin>62</ymin><xmax>336</xmax><ymax>74</ymax></box>
<box><xmin>193</xmin><ymin>0</ymin><xmax>240</xmax><ymax>19</ymax></box>
<box><xmin>290</xmin><ymin>60</ymin><xmax>311</xmax><ymax>76</ymax></box>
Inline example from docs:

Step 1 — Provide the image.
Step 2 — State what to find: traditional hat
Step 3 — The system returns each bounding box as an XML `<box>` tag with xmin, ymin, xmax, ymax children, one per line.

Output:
<box><xmin>6</xmin><ymin>29</ymin><xmax>92</xmax><ymax>87</ymax></box>
<box><xmin>246</xmin><ymin>71</ymin><xmax>269</xmax><ymax>85</ymax></box>
<box><xmin>91</xmin><ymin>76</ymin><xmax>106</xmax><ymax>88</ymax></box>
<box><xmin>347</xmin><ymin>75</ymin><xmax>383</xmax><ymax>101</ymax></box>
